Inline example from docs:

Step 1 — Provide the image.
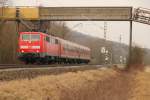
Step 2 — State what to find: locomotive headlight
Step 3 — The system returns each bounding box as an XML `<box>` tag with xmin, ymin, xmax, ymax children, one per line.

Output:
<box><xmin>32</xmin><ymin>46</ymin><xmax>40</xmax><ymax>49</ymax></box>
<box><xmin>21</xmin><ymin>50</ymin><xmax>24</xmax><ymax>53</ymax></box>
<box><xmin>20</xmin><ymin>46</ymin><xmax>28</xmax><ymax>49</ymax></box>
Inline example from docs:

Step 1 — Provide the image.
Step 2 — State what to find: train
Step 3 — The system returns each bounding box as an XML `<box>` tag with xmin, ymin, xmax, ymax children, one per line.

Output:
<box><xmin>18</xmin><ymin>32</ymin><xmax>91</xmax><ymax>64</ymax></box>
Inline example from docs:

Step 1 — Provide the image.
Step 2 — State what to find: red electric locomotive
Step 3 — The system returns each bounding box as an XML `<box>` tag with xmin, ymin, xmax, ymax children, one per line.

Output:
<box><xmin>18</xmin><ymin>32</ymin><xmax>91</xmax><ymax>64</ymax></box>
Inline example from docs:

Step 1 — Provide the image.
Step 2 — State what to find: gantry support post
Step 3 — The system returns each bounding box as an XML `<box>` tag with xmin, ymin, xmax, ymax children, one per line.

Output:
<box><xmin>128</xmin><ymin>21</ymin><xmax>133</xmax><ymax>67</ymax></box>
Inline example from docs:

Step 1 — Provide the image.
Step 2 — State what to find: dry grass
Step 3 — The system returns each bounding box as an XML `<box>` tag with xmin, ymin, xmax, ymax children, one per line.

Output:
<box><xmin>0</xmin><ymin>67</ymin><xmax>150</xmax><ymax>100</ymax></box>
<box><xmin>128</xmin><ymin>67</ymin><xmax>150</xmax><ymax>100</ymax></box>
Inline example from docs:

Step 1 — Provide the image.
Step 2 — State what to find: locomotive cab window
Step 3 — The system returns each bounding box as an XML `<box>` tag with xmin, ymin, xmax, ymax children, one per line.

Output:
<box><xmin>22</xmin><ymin>34</ymin><xmax>30</xmax><ymax>41</ymax></box>
<box><xmin>22</xmin><ymin>34</ymin><xmax>40</xmax><ymax>41</ymax></box>
<box><xmin>31</xmin><ymin>34</ymin><xmax>40</xmax><ymax>41</ymax></box>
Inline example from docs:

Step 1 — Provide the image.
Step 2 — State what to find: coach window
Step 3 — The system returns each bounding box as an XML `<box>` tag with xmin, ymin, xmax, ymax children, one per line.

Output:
<box><xmin>66</xmin><ymin>44</ymin><xmax>69</xmax><ymax>51</ymax></box>
<box><xmin>64</xmin><ymin>44</ymin><xmax>67</xmax><ymax>50</ymax></box>
<box><xmin>50</xmin><ymin>37</ymin><xmax>52</xmax><ymax>43</ymax></box>
<box><xmin>73</xmin><ymin>47</ymin><xmax>75</xmax><ymax>52</ymax></box>
<box><xmin>52</xmin><ymin>38</ymin><xmax>55</xmax><ymax>44</ymax></box>
<box><xmin>64</xmin><ymin>44</ymin><xmax>68</xmax><ymax>53</ymax></box>
<box><xmin>50</xmin><ymin>38</ymin><xmax>53</xmax><ymax>44</ymax></box>
<box><xmin>69</xmin><ymin>45</ymin><xmax>72</xmax><ymax>52</ymax></box>
<box><xmin>55</xmin><ymin>39</ymin><xmax>58</xmax><ymax>44</ymax></box>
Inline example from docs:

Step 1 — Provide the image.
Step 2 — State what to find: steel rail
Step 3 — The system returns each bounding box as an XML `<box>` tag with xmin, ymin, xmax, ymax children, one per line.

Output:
<box><xmin>0</xmin><ymin>64</ymin><xmax>102</xmax><ymax>70</ymax></box>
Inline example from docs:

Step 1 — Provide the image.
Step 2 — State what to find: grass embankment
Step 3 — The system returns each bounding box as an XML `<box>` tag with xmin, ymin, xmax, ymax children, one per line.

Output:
<box><xmin>0</xmin><ymin>66</ymin><xmax>150</xmax><ymax>100</ymax></box>
<box><xmin>0</xmin><ymin>68</ymin><xmax>134</xmax><ymax>100</ymax></box>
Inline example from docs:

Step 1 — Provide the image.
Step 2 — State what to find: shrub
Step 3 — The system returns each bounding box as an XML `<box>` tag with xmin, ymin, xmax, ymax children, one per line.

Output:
<box><xmin>127</xmin><ymin>46</ymin><xmax>145</xmax><ymax>70</ymax></box>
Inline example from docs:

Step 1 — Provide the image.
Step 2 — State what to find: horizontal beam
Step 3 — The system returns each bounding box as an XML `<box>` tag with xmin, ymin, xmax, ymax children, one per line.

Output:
<box><xmin>39</xmin><ymin>7</ymin><xmax>132</xmax><ymax>21</ymax></box>
<box><xmin>0</xmin><ymin>7</ymin><xmax>39</xmax><ymax>20</ymax></box>
<box><xmin>0</xmin><ymin>7</ymin><xmax>132</xmax><ymax>21</ymax></box>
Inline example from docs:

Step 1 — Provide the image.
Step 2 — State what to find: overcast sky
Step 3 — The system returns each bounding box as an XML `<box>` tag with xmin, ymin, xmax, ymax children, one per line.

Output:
<box><xmin>7</xmin><ymin>0</ymin><xmax>150</xmax><ymax>48</ymax></box>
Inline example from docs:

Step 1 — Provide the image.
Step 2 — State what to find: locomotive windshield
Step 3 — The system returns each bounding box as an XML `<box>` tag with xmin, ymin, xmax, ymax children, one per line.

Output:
<box><xmin>22</xmin><ymin>34</ymin><xmax>40</xmax><ymax>41</ymax></box>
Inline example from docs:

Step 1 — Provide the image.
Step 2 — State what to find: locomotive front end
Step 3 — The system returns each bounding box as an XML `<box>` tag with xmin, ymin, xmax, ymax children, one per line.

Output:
<box><xmin>18</xmin><ymin>32</ymin><xmax>41</xmax><ymax>63</ymax></box>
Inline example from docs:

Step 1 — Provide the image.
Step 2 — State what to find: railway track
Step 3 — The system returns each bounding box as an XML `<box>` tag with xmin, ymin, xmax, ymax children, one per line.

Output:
<box><xmin>0</xmin><ymin>64</ymin><xmax>95</xmax><ymax>69</ymax></box>
<box><xmin>0</xmin><ymin>64</ymin><xmax>105</xmax><ymax>81</ymax></box>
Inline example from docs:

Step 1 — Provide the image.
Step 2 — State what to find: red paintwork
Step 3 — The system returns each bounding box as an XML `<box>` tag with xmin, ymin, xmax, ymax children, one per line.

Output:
<box><xmin>18</xmin><ymin>32</ymin><xmax>91</xmax><ymax>60</ymax></box>
<box><xmin>18</xmin><ymin>32</ymin><xmax>41</xmax><ymax>53</ymax></box>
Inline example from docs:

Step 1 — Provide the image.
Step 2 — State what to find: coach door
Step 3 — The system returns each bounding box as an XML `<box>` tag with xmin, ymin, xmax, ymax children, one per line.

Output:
<box><xmin>45</xmin><ymin>36</ymin><xmax>50</xmax><ymax>55</ymax></box>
